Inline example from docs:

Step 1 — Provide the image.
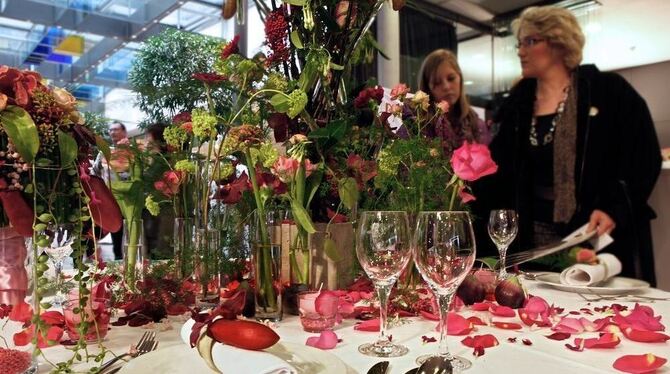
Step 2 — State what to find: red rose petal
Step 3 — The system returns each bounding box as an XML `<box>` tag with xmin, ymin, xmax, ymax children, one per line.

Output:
<box><xmin>354</xmin><ymin>318</ymin><xmax>380</xmax><ymax>332</ymax></box>
<box><xmin>471</xmin><ymin>301</ymin><xmax>492</xmax><ymax>311</ymax></box>
<box><xmin>565</xmin><ymin>340</ymin><xmax>585</xmax><ymax>352</ymax></box>
<box><xmin>492</xmin><ymin>321</ymin><xmax>523</xmax><ymax>330</ymax></box>
<box><xmin>522</xmin><ymin>338</ymin><xmax>532</xmax><ymax>346</ymax></box>
<box><xmin>546</xmin><ymin>332</ymin><xmax>572</xmax><ymax>341</ymax></box>
<box><xmin>583</xmin><ymin>333</ymin><xmax>621</xmax><ymax>349</ymax></box>
<box><xmin>622</xmin><ymin>328</ymin><xmax>670</xmax><ymax>343</ymax></box>
<box><xmin>613</xmin><ymin>353</ymin><xmax>667</xmax><ymax>374</ymax></box>
<box><xmin>461</xmin><ymin>334</ymin><xmax>499</xmax><ymax>348</ymax></box>
<box><xmin>467</xmin><ymin>316</ymin><xmax>486</xmax><ymax>326</ymax></box>
<box><xmin>447</xmin><ymin>313</ymin><xmax>475</xmax><ymax>335</ymax></box>
<box><xmin>473</xmin><ymin>345</ymin><xmax>485</xmax><ymax>357</ymax></box>
<box><xmin>420</xmin><ymin>310</ymin><xmax>439</xmax><ymax>321</ymax></box>
<box><xmin>315</xmin><ymin>291</ymin><xmax>339</xmax><ymax>317</ymax></box>
<box><xmin>490</xmin><ymin>304</ymin><xmax>516</xmax><ymax>317</ymax></box>
<box><xmin>508</xmin><ymin>337</ymin><xmax>517</xmax><ymax>343</ymax></box>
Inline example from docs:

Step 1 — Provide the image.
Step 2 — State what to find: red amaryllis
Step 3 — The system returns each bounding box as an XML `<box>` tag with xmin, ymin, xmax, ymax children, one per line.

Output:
<box><xmin>451</xmin><ymin>142</ymin><xmax>498</xmax><ymax>181</ymax></box>
<box><xmin>81</xmin><ymin>175</ymin><xmax>123</xmax><ymax>233</ymax></box>
<box><xmin>154</xmin><ymin>170</ymin><xmax>184</xmax><ymax>197</ymax></box>
<box><xmin>256</xmin><ymin>169</ymin><xmax>287</xmax><ymax>195</ymax></box>
<box><xmin>192</xmin><ymin>72</ymin><xmax>227</xmax><ymax>85</ymax></box>
<box><xmin>221</xmin><ymin>35</ymin><xmax>241</xmax><ymax>59</ymax></box>
<box><xmin>215</xmin><ymin>171</ymin><xmax>250</xmax><ymax>204</ymax></box>
<box><xmin>271</xmin><ymin>156</ymin><xmax>300</xmax><ymax>183</ymax></box>
<box><xmin>346</xmin><ymin>154</ymin><xmax>377</xmax><ymax>189</ymax></box>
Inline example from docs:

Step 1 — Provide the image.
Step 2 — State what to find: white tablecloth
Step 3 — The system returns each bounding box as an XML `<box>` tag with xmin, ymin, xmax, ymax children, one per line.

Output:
<box><xmin>4</xmin><ymin>279</ymin><xmax>668</xmax><ymax>373</ymax></box>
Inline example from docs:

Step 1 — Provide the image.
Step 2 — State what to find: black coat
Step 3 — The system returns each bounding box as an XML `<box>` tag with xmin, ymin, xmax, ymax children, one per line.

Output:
<box><xmin>473</xmin><ymin>64</ymin><xmax>662</xmax><ymax>285</ymax></box>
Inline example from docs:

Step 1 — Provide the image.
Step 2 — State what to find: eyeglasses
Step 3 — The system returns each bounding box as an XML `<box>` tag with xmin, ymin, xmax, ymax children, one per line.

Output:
<box><xmin>515</xmin><ymin>37</ymin><xmax>546</xmax><ymax>49</ymax></box>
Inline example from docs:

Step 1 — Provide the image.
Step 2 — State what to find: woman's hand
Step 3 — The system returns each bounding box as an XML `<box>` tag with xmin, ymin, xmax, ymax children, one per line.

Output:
<box><xmin>587</xmin><ymin>209</ymin><xmax>616</xmax><ymax>236</ymax></box>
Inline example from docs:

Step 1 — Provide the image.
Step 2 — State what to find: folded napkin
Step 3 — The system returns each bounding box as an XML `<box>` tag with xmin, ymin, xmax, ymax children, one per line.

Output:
<box><xmin>559</xmin><ymin>253</ymin><xmax>622</xmax><ymax>286</ymax></box>
<box><xmin>180</xmin><ymin>319</ymin><xmax>296</xmax><ymax>374</ymax></box>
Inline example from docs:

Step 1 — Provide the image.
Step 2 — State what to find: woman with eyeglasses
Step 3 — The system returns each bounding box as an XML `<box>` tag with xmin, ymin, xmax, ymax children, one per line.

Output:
<box><xmin>474</xmin><ymin>6</ymin><xmax>662</xmax><ymax>285</ymax></box>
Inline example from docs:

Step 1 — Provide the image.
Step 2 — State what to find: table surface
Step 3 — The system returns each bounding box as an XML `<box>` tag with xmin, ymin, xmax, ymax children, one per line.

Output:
<box><xmin>4</xmin><ymin>277</ymin><xmax>668</xmax><ymax>374</ymax></box>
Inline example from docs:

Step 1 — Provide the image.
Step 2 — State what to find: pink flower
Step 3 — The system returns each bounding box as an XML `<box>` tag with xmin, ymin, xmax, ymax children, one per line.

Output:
<box><xmin>450</xmin><ymin>142</ymin><xmax>498</xmax><ymax>181</ymax></box>
<box><xmin>458</xmin><ymin>185</ymin><xmax>476</xmax><ymax>203</ymax></box>
<box><xmin>390</xmin><ymin>83</ymin><xmax>409</xmax><ymax>100</ymax></box>
<box><xmin>304</xmin><ymin>159</ymin><xmax>317</xmax><ymax>177</ymax></box>
<box><xmin>436</xmin><ymin>100</ymin><xmax>450</xmax><ymax>113</ymax></box>
<box><xmin>271</xmin><ymin>156</ymin><xmax>300</xmax><ymax>182</ymax></box>
<box><xmin>154</xmin><ymin>170</ymin><xmax>184</xmax><ymax>197</ymax></box>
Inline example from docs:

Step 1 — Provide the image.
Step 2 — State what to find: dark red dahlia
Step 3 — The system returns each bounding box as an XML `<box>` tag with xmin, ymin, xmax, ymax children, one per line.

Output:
<box><xmin>192</xmin><ymin>72</ymin><xmax>227</xmax><ymax>85</ymax></box>
<box><xmin>221</xmin><ymin>35</ymin><xmax>241</xmax><ymax>59</ymax></box>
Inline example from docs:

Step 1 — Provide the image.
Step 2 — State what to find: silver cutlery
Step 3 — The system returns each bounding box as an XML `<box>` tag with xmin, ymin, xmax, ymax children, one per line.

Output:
<box><xmin>416</xmin><ymin>356</ymin><xmax>455</xmax><ymax>374</ymax></box>
<box><xmin>99</xmin><ymin>331</ymin><xmax>158</xmax><ymax>373</ymax></box>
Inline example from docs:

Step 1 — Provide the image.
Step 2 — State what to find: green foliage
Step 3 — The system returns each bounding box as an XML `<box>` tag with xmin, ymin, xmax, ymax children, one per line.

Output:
<box><xmin>128</xmin><ymin>29</ymin><xmax>231</xmax><ymax>123</ymax></box>
<box><xmin>83</xmin><ymin>111</ymin><xmax>111</xmax><ymax>144</ymax></box>
<box><xmin>0</xmin><ymin>105</ymin><xmax>40</xmax><ymax>163</ymax></box>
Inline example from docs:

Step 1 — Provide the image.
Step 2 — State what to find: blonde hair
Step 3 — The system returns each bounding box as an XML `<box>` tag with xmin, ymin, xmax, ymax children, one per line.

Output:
<box><xmin>512</xmin><ymin>6</ymin><xmax>585</xmax><ymax>70</ymax></box>
<box><xmin>418</xmin><ymin>49</ymin><xmax>477</xmax><ymax>129</ymax></box>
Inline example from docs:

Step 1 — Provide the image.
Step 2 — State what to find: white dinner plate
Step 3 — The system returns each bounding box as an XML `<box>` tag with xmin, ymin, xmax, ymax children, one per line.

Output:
<box><xmin>533</xmin><ymin>272</ymin><xmax>650</xmax><ymax>295</ymax></box>
<box><xmin>117</xmin><ymin>341</ymin><xmax>348</xmax><ymax>374</ymax></box>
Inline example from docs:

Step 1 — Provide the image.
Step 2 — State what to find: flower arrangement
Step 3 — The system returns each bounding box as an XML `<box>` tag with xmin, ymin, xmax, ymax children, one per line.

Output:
<box><xmin>0</xmin><ymin>65</ymin><xmax>122</xmax><ymax>371</ymax></box>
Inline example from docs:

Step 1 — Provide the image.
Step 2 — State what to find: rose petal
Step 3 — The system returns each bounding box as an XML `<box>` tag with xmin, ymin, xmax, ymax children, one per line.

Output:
<box><xmin>8</xmin><ymin>301</ymin><xmax>32</xmax><ymax>323</ymax></box>
<box><xmin>552</xmin><ymin>317</ymin><xmax>584</xmax><ymax>334</ymax></box>
<box><xmin>565</xmin><ymin>340</ymin><xmax>585</xmax><ymax>352</ymax></box>
<box><xmin>446</xmin><ymin>313</ymin><xmax>474</xmax><ymax>336</ymax></box>
<box><xmin>546</xmin><ymin>332</ymin><xmax>571</xmax><ymax>341</ymax></box>
<box><xmin>467</xmin><ymin>316</ymin><xmax>486</xmax><ymax>326</ymax></box>
<box><xmin>315</xmin><ymin>291</ymin><xmax>339</xmax><ymax>317</ymax></box>
<box><xmin>461</xmin><ymin>334</ymin><xmax>499</xmax><ymax>348</ymax></box>
<box><xmin>523</xmin><ymin>296</ymin><xmax>550</xmax><ymax>314</ymax></box>
<box><xmin>354</xmin><ymin>318</ymin><xmax>380</xmax><ymax>332</ymax></box>
<box><xmin>420</xmin><ymin>310</ymin><xmax>439</xmax><ymax>321</ymax></box>
<box><xmin>490</xmin><ymin>304</ymin><xmax>516</xmax><ymax>317</ymax></box>
<box><xmin>492</xmin><ymin>321</ymin><xmax>523</xmax><ymax>330</ymax></box>
<box><xmin>522</xmin><ymin>339</ymin><xmax>532</xmax><ymax>346</ymax></box>
<box><xmin>613</xmin><ymin>353</ymin><xmax>667</xmax><ymax>374</ymax></box>
<box><xmin>471</xmin><ymin>301</ymin><xmax>492</xmax><ymax>311</ymax></box>
<box><xmin>622</xmin><ymin>328</ymin><xmax>670</xmax><ymax>343</ymax></box>
<box><xmin>583</xmin><ymin>333</ymin><xmax>621</xmax><ymax>349</ymax></box>
<box><xmin>305</xmin><ymin>330</ymin><xmax>339</xmax><ymax>350</ymax></box>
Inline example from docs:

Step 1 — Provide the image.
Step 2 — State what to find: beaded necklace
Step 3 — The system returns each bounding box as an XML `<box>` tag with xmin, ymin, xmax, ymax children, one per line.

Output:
<box><xmin>529</xmin><ymin>85</ymin><xmax>571</xmax><ymax>146</ymax></box>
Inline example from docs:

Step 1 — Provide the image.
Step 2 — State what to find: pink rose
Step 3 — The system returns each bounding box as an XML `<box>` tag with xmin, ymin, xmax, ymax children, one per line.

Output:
<box><xmin>272</xmin><ymin>156</ymin><xmax>300</xmax><ymax>182</ymax></box>
<box><xmin>390</xmin><ymin>83</ymin><xmax>409</xmax><ymax>100</ymax></box>
<box><xmin>458</xmin><ymin>185</ymin><xmax>476</xmax><ymax>203</ymax></box>
<box><xmin>450</xmin><ymin>142</ymin><xmax>498</xmax><ymax>181</ymax></box>
<box><xmin>436</xmin><ymin>100</ymin><xmax>450</xmax><ymax>113</ymax></box>
<box><xmin>154</xmin><ymin>170</ymin><xmax>184</xmax><ymax>197</ymax></box>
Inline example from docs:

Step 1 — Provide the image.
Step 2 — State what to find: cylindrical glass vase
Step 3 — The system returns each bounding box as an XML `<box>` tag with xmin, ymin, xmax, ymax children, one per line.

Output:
<box><xmin>194</xmin><ymin>228</ymin><xmax>220</xmax><ymax>308</ymax></box>
<box><xmin>123</xmin><ymin>219</ymin><xmax>145</xmax><ymax>290</ymax></box>
<box><xmin>173</xmin><ymin>217</ymin><xmax>194</xmax><ymax>280</ymax></box>
<box><xmin>251</xmin><ymin>211</ymin><xmax>282</xmax><ymax>321</ymax></box>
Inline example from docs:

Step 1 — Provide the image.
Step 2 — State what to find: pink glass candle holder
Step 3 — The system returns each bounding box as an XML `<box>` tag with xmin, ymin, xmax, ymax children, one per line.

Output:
<box><xmin>298</xmin><ymin>291</ymin><xmax>338</xmax><ymax>333</ymax></box>
<box><xmin>63</xmin><ymin>297</ymin><xmax>111</xmax><ymax>342</ymax></box>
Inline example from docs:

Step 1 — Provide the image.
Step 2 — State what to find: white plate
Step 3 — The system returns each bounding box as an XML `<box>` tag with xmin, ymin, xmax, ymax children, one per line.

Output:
<box><xmin>117</xmin><ymin>342</ymin><xmax>348</xmax><ymax>374</ymax></box>
<box><xmin>533</xmin><ymin>272</ymin><xmax>650</xmax><ymax>295</ymax></box>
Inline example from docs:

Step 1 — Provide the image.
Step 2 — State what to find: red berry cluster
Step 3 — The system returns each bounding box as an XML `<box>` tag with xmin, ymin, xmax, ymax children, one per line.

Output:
<box><xmin>264</xmin><ymin>10</ymin><xmax>289</xmax><ymax>67</ymax></box>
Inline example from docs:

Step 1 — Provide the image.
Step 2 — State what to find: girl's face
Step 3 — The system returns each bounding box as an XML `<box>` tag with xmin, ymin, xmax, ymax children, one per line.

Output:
<box><xmin>428</xmin><ymin>61</ymin><xmax>461</xmax><ymax>106</ymax></box>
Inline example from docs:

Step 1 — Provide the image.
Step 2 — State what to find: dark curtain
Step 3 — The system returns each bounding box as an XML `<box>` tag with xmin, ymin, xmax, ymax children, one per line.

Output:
<box><xmin>400</xmin><ymin>5</ymin><xmax>458</xmax><ymax>90</ymax></box>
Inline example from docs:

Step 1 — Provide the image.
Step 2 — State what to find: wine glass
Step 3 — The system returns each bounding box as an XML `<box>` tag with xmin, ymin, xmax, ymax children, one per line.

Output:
<box><xmin>40</xmin><ymin>224</ymin><xmax>76</xmax><ymax>307</ymax></box>
<box><xmin>356</xmin><ymin>211</ymin><xmax>412</xmax><ymax>357</ymax></box>
<box><xmin>413</xmin><ymin>211</ymin><xmax>476</xmax><ymax>369</ymax></box>
<box><xmin>487</xmin><ymin>210</ymin><xmax>518</xmax><ymax>280</ymax></box>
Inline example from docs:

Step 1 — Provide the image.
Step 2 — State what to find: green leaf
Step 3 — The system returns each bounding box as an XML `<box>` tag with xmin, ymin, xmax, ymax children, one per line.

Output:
<box><xmin>291</xmin><ymin>200</ymin><xmax>316</xmax><ymax>234</ymax></box>
<box><xmin>57</xmin><ymin>130</ymin><xmax>78</xmax><ymax>167</ymax></box>
<box><xmin>290</xmin><ymin>30</ymin><xmax>303</xmax><ymax>49</ymax></box>
<box><xmin>477</xmin><ymin>257</ymin><xmax>499</xmax><ymax>270</ymax></box>
<box><xmin>270</xmin><ymin>94</ymin><xmax>290</xmax><ymax>113</ymax></box>
<box><xmin>283</xmin><ymin>0</ymin><xmax>306</xmax><ymax>5</ymax></box>
<box><xmin>0</xmin><ymin>106</ymin><xmax>39</xmax><ymax>162</ymax></box>
<box><xmin>323</xmin><ymin>237</ymin><xmax>342</xmax><ymax>262</ymax></box>
<box><xmin>329</xmin><ymin>62</ymin><xmax>344</xmax><ymax>71</ymax></box>
<box><xmin>367</xmin><ymin>34</ymin><xmax>390</xmax><ymax>60</ymax></box>
<box><xmin>338</xmin><ymin>177</ymin><xmax>359</xmax><ymax>210</ymax></box>
<box><xmin>95</xmin><ymin>135</ymin><xmax>111</xmax><ymax>164</ymax></box>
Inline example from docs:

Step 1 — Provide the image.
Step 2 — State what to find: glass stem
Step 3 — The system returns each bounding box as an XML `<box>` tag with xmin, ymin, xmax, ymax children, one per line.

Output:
<box><xmin>437</xmin><ymin>292</ymin><xmax>455</xmax><ymax>358</ymax></box>
<box><xmin>499</xmin><ymin>245</ymin><xmax>508</xmax><ymax>279</ymax></box>
<box><xmin>54</xmin><ymin>260</ymin><xmax>63</xmax><ymax>297</ymax></box>
<box><xmin>375</xmin><ymin>283</ymin><xmax>392</xmax><ymax>346</ymax></box>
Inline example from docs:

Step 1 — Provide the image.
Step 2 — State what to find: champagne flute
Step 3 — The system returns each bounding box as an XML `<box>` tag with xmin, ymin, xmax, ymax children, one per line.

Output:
<box><xmin>487</xmin><ymin>210</ymin><xmax>518</xmax><ymax>280</ymax></box>
<box><xmin>413</xmin><ymin>211</ymin><xmax>476</xmax><ymax>369</ymax></box>
<box><xmin>356</xmin><ymin>211</ymin><xmax>412</xmax><ymax>357</ymax></box>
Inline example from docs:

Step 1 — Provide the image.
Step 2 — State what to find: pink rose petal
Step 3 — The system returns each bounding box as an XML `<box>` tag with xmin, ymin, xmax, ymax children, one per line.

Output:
<box><xmin>491</xmin><ymin>321</ymin><xmax>522</xmax><ymax>330</ymax></box>
<box><xmin>546</xmin><ymin>332</ymin><xmax>571</xmax><ymax>341</ymax></box>
<box><xmin>354</xmin><ymin>318</ymin><xmax>380</xmax><ymax>332</ymax></box>
<box><xmin>305</xmin><ymin>330</ymin><xmax>339</xmax><ymax>350</ymax></box>
<box><xmin>471</xmin><ymin>301</ymin><xmax>492</xmax><ymax>311</ymax></box>
<box><xmin>583</xmin><ymin>333</ymin><xmax>621</xmax><ymax>349</ymax></box>
<box><xmin>490</xmin><ymin>304</ymin><xmax>516</xmax><ymax>317</ymax></box>
<box><xmin>461</xmin><ymin>334</ymin><xmax>499</xmax><ymax>348</ymax></box>
<box><xmin>613</xmin><ymin>353</ymin><xmax>667</xmax><ymax>374</ymax></box>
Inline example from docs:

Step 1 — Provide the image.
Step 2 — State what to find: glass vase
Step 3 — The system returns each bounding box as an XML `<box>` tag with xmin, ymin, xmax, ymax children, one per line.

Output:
<box><xmin>0</xmin><ymin>226</ymin><xmax>29</xmax><ymax>306</ymax></box>
<box><xmin>251</xmin><ymin>211</ymin><xmax>282</xmax><ymax>321</ymax></box>
<box><xmin>123</xmin><ymin>219</ymin><xmax>145</xmax><ymax>290</ymax></box>
<box><xmin>194</xmin><ymin>228</ymin><xmax>220</xmax><ymax>308</ymax></box>
<box><xmin>173</xmin><ymin>217</ymin><xmax>194</xmax><ymax>280</ymax></box>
